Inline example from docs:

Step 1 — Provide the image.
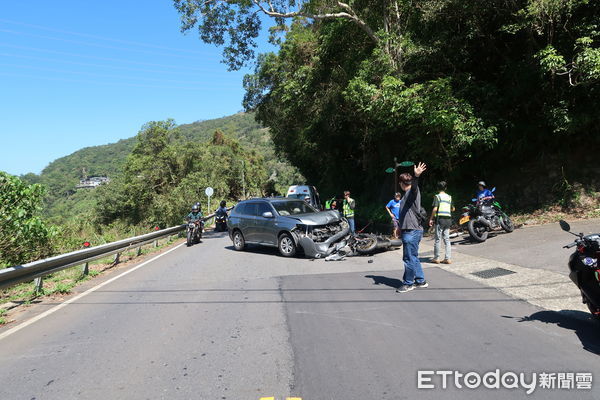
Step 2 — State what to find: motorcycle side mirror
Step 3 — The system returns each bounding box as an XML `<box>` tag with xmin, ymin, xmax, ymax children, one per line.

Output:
<box><xmin>491</xmin><ymin>187</ymin><xmax>496</xmax><ymax>193</ymax></box>
<box><xmin>559</xmin><ymin>220</ymin><xmax>571</xmax><ymax>232</ymax></box>
<box><xmin>262</xmin><ymin>212</ymin><xmax>274</xmax><ymax>218</ymax></box>
<box><xmin>471</xmin><ymin>198</ymin><xmax>477</xmax><ymax>202</ymax></box>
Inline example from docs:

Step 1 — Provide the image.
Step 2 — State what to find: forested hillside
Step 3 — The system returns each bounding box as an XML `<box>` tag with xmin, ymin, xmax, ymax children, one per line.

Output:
<box><xmin>24</xmin><ymin>112</ymin><xmax>302</xmax><ymax>220</ymax></box>
<box><xmin>3</xmin><ymin>115</ymin><xmax>303</xmax><ymax>266</ymax></box>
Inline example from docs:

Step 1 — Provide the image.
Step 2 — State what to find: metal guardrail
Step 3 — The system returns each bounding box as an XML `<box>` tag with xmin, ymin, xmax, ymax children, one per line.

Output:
<box><xmin>0</xmin><ymin>224</ymin><xmax>186</xmax><ymax>291</ymax></box>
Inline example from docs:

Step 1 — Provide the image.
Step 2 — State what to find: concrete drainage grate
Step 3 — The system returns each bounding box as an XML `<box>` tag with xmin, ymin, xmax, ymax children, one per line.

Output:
<box><xmin>471</xmin><ymin>267</ymin><xmax>516</xmax><ymax>279</ymax></box>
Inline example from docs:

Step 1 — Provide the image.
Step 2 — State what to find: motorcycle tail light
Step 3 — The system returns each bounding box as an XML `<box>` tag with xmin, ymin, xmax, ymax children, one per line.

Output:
<box><xmin>578</xmin><ymin>246</ymin><xmax>585</xmax><ymax>254</ymax></box>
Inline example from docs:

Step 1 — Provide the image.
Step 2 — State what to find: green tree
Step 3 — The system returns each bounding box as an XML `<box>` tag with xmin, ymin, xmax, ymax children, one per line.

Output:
<box><xmin>0</xmin><ymin>172</ymin><xmax>57</xmax><ymax>267</ymax></box>
<box><xmin>177</xmin><ymin>0</ymin><xmax>599</xmax><ymax>209</ymax></box>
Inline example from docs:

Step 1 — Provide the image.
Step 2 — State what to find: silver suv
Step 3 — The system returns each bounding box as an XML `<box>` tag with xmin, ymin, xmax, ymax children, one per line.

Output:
<box><xmin>228</xmin><ymin>198</ymin><xmax>349</xmax><ymax>258</ymax></box>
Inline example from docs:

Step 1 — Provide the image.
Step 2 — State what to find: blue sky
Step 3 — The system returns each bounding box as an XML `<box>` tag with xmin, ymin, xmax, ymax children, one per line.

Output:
<box><xmin>0</xmin><ymin>1</ymin><xmax>274</xmax><ymax>175</ymax></box>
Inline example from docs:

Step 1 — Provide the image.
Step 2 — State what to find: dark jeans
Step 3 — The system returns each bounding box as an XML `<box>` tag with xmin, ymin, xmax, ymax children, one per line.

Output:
<box><xmin>401</xmin><ymin>229</ymin><xmax>425</xmax><ymax>286</ymax></box>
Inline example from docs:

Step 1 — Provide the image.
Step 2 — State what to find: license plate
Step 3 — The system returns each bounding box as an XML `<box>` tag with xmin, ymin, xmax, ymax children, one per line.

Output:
<box><xmin>459</xmin><ymin>216</ymin><xmax>470</xmax><ymax>225</ymax></box>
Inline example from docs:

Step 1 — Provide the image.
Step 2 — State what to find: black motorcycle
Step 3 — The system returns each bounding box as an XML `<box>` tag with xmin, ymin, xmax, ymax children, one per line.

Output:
<box><xmin>215</xmin><ymin>212</ymin><xmax>228</xmax><ymax>232</ymax></box>
<box><xmin>186</xmin><ymin>219</ymin><xmax>204</xmax><ymax>246</ymax></box>
<box><xmin>459</xmin><ymin>188</ymin><xmax>514</xmax><ymax>242</ymax></box>
<box><xmin>559</xmin><ymin>220</ymin><xmax>600</xmax><ymax>320</ymax></box>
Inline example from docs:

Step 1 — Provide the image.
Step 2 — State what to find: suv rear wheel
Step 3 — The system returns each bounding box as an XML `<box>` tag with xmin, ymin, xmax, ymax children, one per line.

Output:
<box><xmin>278</xmin><ymin>233</ymin><xmax>297</xmax><ymax>257</ymax></box>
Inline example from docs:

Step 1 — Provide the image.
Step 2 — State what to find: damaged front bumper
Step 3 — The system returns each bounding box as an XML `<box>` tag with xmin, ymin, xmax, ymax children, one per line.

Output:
<box><xmin>292</xmin><ymin>219</ymin><xmax>351</xmax><ymax>258</ymax></box>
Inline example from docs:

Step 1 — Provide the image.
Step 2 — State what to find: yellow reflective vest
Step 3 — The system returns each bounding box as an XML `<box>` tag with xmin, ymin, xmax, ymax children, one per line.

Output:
<box><xmin>435</xmin><ymin>192</ymin><xmax>452</xmax><ymax>218</ymax></box>
<box><xmin>343</xmin><ymin>199</ymin><xmax>355</xmax><ymax>218</ymax></box>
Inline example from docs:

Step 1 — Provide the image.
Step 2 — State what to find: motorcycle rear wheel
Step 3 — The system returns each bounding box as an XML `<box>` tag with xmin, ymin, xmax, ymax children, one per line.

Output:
<box><xmin>467</xmin><ymin>219</ymin><xmax>488</xmax><ymax>242</ymax></box>
<box><xmin>186</xmin><ymin>229</ymin><xmax>193</xmax><ymax>247</ymax></box>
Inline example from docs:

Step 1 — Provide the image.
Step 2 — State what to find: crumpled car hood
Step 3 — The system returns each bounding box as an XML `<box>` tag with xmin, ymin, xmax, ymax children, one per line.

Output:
<box><xmin>281</xmin><ymin>210</ymin><xmax>341</xmax><ymax>225</ymax></box>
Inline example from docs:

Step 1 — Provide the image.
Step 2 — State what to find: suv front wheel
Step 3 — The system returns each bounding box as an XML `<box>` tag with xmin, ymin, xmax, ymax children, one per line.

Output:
<box><xmin>278</xmin><ymin>233</ymin><xmax>297</xmax><ymax>257</ymax></box>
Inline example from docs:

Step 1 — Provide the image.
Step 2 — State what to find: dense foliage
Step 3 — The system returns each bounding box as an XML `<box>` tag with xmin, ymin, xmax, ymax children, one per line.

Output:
<box><xmin>177</xmin><ymin>0</ymin><xmax>600</xmax><ymax>212</ymax></box>
<box><xmin>94</xmin><ymin>121</ymin><xmax>269</xmax><ymax>227</ymax></box>
<box><xmin>0</xmin><ymin>172</ymin><xmax>57</xmax><ymax>267</ymax></box>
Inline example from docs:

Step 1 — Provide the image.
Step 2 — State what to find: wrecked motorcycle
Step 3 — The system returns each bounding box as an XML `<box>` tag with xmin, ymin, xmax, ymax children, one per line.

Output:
<box><xmin>322</xmin><ymin>233</ymin><xmax>402</xmax><ymax>261</ymax></box>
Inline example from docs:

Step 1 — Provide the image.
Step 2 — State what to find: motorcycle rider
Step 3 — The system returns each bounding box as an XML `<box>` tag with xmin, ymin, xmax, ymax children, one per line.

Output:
<box><xmin>476</xmin><ymin>181</ymin><xmax>495</xmax><ymax>201</ymax></box>
<box><xmin>215</xmin><ymin>200</ymin><xmax>228</xmax><ymax>217</ymax></box>
<box><xmin>186</xmin><ymin>204</ymin><xmax>203</xmax><ymax>222</ymax></box>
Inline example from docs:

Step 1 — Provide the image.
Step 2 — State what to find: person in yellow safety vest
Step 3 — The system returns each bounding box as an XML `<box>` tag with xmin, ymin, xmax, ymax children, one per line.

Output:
<box><xmin>429</xmin><ymin>181</ymin><xmax>455</xmax><ymax>264</ymax></box>
<box><xmin>343</xmin><ymin>190</ymin><xmax>356</xmax><ymax>234</ymax></box>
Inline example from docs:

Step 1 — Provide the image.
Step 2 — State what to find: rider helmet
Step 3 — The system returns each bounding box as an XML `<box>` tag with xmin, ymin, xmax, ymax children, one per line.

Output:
<box><xmin>478</xmin><ymin>181</ymin><xmax>486</xmax><ymax>188</ymax></box>
<box><xmin>192</xmin><ymin>204</ymin><xmax>200</xmax><ymax>213</ymax></box>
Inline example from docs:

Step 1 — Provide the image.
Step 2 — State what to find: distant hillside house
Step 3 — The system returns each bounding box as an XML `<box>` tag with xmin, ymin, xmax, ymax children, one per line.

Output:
<box><xmin>76</xmin><ymin>176</ymin><xmax>110</xmax><ymax>189</ymax></box>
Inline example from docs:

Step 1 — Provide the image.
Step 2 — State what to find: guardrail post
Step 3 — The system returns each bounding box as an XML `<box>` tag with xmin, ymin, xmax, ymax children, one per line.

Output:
<box><xmin>136</xmin><ymin>246</ymin><xmax>143</xmax><ymax>257</ymax></box>
<box><xmin>82</xmin><ymin>262</ymin><xmax>89</xmax><ymax>275</ymax></box>
<box><xmin>154</xmin><ymin>239</ymin><xmax>159</xmax><ymax>248</ymax></box>
<box><xmin>113</xmin><ymin>253</ymin><xmax>120</xmax><ymax>264</ymax></box>
<box><xmin>33</xmin><ymin>277</ymin><xmax>44</xmax><ymax>294</ymax></box>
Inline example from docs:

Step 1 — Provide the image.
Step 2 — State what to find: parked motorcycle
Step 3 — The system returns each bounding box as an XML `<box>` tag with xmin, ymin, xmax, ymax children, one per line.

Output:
<box><xmin>559</xmin><ymin>220</ymin><xmax>600</xmax><ymax>320</ymax></box>
<box><xmin>459</xmin><ymin>187</ymin><xmax>514</xmax><ymax>242</ymax></box>
<box><xmin>186</xmin><ymin>219</ymin><xmax>204</xmax><ymax>246</ymax></box>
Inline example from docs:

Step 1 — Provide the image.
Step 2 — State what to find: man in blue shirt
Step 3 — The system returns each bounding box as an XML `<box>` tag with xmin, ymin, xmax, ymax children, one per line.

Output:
<box><xmin>476</xmin><ymin>181</ymin><xmax>494</xmax><ymax>201</ymax></box>
<box><xmin>385</xmin><ymin>192</ymin><xmax>402</xmax><ymax>238</ymax></box>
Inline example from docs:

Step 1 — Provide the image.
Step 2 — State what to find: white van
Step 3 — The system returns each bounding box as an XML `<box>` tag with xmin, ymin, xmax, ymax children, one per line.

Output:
<box><xmin>286</xmin><ymin>185</ymin><xmax>322</xmax><ymax>210</ymax></box>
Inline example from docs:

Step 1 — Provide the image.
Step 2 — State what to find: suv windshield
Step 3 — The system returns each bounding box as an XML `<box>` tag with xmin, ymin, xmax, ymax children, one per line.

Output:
<box><xmin>272</xmin><ymin>200</ymin><xmax>316</xmax><ymax>216</ymax></box>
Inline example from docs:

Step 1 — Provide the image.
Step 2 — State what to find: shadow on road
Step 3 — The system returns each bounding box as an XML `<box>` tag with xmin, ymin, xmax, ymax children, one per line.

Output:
<box><xmin>365</xmin><ymin>275</ymin><xmax>403</xmax><ymax>289</ymax></box>
<box><xmin>512</xmin><ymin>310</ymin><xmax>600</xmax><ymax>355</ymax></box>
<box><xmin>450</xmin><ymin>231</ymin><xmax>515</xmax><ymax>246</ymax></box>
<box><xmin>201</xmin><ymin>231</ymin><xmax>230</xmax><ymax>239</ymax></box>
<box><xmin>224</xmin><ymin>244</ymin><xmax>285</xmax><ymax>257</ymax></box>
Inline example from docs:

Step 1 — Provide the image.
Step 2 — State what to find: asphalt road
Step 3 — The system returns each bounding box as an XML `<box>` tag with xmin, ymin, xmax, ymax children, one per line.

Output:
<box><xmin>443</xmin><ymin>219</ymin><xmax>600</xmax><ymax>275</ymax></box>
<box><xmin>1</xmin><ymin>226</ymin><xmax>599</xmax><ymax>400</ymax></box>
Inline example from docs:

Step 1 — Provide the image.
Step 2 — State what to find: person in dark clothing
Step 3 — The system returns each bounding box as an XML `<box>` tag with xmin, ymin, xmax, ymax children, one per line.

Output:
<box><xmin>215</xmin><ymin>200</ymin><xmax>228</xmax><ymax>217</ymax></box>
<box><xmin>396</xmin><ymin>162</ymin><xmax>428</xmax><ymax>293</ymax></box>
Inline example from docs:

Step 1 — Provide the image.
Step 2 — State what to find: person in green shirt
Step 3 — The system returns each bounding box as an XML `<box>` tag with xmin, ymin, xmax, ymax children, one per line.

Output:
<box><xmin>186</xmin><ymin>203</ymin><xmax>203</xmax><ymax>221</ymax></box>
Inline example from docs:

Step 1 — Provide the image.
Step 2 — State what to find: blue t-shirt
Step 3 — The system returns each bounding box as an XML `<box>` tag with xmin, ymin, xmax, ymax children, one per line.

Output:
<box><xmin>476</xmin><ymin>189</ymin><xmax>494</xmax><ymax>200</ymax></box>
<box><xmin>386</xmin><ymin>199</ymin><xmax>402</xmax><ymax>219</ymax></box>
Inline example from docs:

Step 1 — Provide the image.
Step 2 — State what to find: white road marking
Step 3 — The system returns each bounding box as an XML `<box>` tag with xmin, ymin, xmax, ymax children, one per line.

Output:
<box><xmin>0</xmin><ymin>242</ymin><xmax>186</xmax><ymax>341</ymax></box>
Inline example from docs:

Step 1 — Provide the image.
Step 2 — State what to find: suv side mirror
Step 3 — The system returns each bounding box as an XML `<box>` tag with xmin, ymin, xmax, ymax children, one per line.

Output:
<box><xmin>559</xmin><ymin>220</ymin><xmax>571</xmax><ymax>232</ymax></box>
<box><xmin>262</xmin><ymin>211</ymin><xmax>274</xmax><ymax>218</ymax></box>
